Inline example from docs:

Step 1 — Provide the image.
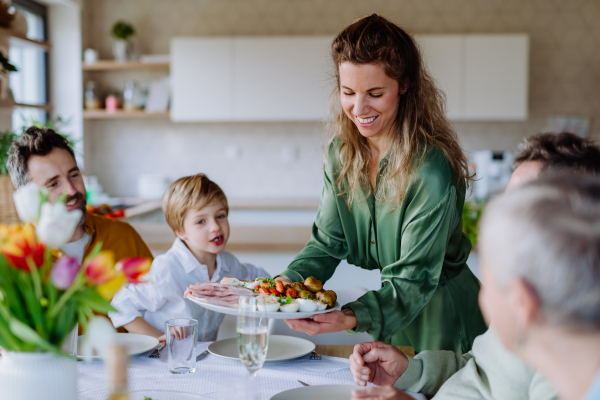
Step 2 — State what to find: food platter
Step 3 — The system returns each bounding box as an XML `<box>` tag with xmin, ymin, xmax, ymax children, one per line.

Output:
<box><xmin>186</xmin><ymin>295</ymin><xmax>340</xmax><ymax>319</ymax></box>
<box><xmin>208</xmin><ymin>335</ymin><xmax>315</xmax><ymax>363</ymax></box>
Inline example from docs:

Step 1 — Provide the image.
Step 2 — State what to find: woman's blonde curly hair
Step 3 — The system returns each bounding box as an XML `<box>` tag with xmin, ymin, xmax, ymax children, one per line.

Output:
<box><xmin>328</xmin><ymin>14</ymin><xmax>473</xmax><ymax>207</ymax></box>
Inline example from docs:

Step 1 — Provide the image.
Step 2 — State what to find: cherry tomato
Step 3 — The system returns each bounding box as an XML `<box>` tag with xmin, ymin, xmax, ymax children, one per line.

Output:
<box><xmin>258</xmin><ymin>288</ymin><xmax>270</xmax><ymax>295</ymax></box>
<box><xmin>268</xmin><ymin>287</ymin><xmax>278</xmax><ymax>295</ymax></box>
<box><xmin>104</xmin><ymin>212</ymin><xmax>115</xmax><ymax>219</ymax></box>
<box><xmin>275</xmin><ymin>281</ymin><xmax>285</xmax><ymax>294</ymax></box>
<box><xmin>112</xmin><ymin>209</ymin><xmax>125</xmax><ymax>218</ymax></box>
<box><xmin>285</xmin><ymin>288</ymin><xmax>297</xmax><ymax>298</ymax></box>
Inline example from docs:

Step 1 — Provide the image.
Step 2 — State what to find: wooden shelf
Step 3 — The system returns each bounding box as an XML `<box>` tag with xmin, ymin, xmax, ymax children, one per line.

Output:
<box><xmin>83</xmin><ymin>110</ymin><xmax>170</xmax><ymax>120</ymax></box>
<box><xmin>0</xmin><ymin>27</ymin><xmax>50</xmax><ymax>50</ymax></box>
<box><xmin>82</xmin><ymin>61</ymin><xmax>169</xmax><ymax>71</ymax></box>
<box><xmin>0</xmin><ymin>101</ymin><xmax>51</xmax><ymax>110</ymax></box>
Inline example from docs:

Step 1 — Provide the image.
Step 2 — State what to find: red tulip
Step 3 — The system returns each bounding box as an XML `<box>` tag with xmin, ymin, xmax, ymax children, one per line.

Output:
<box><xmin>116</xmin><ymin>257</ymin><xmax>151</xmax><ymax>283</ymax></box>
<box><xmin>0</xmin><ymin>223</ymin><xmax>45</xmax><ymax>272</ymax></box>
<box><xmin>83</xmin><ymin>251</ymin><xmax>117</xmax><ymax>285</ymax></box>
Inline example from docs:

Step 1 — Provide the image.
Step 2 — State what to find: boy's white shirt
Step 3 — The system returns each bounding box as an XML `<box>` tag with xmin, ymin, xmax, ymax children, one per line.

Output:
<box><xmin>109</xmin><ymin>238</ymin><xmax>270</xmax><ymax>341</ymax></box>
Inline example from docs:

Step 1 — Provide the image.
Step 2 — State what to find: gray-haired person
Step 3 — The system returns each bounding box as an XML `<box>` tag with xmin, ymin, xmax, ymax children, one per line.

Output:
<box><xmin>478</xmin><ymin>174</ymin><xmax>600</xmax><ymax>400</ymax></box>
<box><xmin>349</xmin><ymin>132</ymin><xmax>600</xmax><ymax>400</ymax></box>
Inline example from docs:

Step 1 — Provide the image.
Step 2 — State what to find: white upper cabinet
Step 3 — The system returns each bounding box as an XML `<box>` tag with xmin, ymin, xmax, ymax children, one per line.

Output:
<box><xmin>171</xmin><ymin>38</ymin><xmax>234</xmax><ymax>122</ymax></box>
<box><xmin>463</xmin><ymin>35</ymin><xmax>529</xmax><ymax>120</ymax></box>
<box><xmin>171</xmin><ymin>36</ymin><xmax>332</xmax><ymax>122</ymax></box>
<box><xmin>417</xmin><ymin>34</ymin><xmax>529</xmax><ymax>121</ymax></box>
<box><xmin>171</xmin><ymin>34</ymin><xmax>528</xmax><ymax>122</ymax></box>
<box><xmin>416</xmin><ymin>35</ymin><xmax>463</xmax><ymax>120</ymax></box>
<box><xmin>234</xmin><ymin>37</ymin><xmax>332</xmax><ymax>121</ymax></box>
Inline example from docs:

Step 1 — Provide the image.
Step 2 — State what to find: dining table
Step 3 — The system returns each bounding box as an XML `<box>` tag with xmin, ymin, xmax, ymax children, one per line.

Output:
<box><xmin>77</xmin><ymin>342</ymin><xmax>423</xmax><ymax>400</ymax></box>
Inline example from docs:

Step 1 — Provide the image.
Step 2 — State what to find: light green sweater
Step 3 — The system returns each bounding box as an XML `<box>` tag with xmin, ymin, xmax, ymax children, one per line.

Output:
<box><xmin>394</xmin><ymin>327</ymin><xmax>559</xmax><ymax>400</ymax></box>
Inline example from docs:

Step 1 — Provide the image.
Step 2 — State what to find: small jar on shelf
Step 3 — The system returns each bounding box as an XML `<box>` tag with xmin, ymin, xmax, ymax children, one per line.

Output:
<box><xmin>84</xmin><ymin>81</ymin><xmax>101</xmax><ymax>110</ymax></box>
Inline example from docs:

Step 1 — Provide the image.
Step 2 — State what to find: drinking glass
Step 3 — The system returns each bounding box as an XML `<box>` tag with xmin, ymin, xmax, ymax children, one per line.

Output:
<box><xmin>237</xmin><ymin>296</ymin><xmax>269</xmax><ymax>378</ymax></box>
<box><xmin>165</xmin><ymin>318</ymin><xmax>198</xmax><ymax>374</ymax></box>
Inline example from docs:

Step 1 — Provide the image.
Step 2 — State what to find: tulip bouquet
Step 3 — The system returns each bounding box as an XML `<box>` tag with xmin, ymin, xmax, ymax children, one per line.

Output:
<box><xmin>0</xmin><ymin>183</ymin><xmax>151</xmax><ymax>354</ymax></box>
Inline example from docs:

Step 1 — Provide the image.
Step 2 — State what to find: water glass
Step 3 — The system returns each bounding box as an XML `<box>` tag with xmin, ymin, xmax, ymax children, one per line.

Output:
<box><xmin>165</xmin><ymin>319</ymin><xmax>198</xmax><ymax>374</ymax></box>
<box><xmin>237</xmin><ymin>296</ymin><xmax>269</xmax><ymax>378</ymax></box>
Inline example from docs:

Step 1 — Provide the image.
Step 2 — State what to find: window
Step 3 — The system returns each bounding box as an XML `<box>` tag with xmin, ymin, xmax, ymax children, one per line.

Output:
<box><xmin>9</xmin><ymin>0</ymin><xmax>48</xmax><ymax>133</ymax></box>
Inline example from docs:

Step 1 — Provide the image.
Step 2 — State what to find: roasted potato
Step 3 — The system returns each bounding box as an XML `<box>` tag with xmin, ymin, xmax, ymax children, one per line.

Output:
<box><xmin>298</xmin><ymin>289</ymin><xmax>315</xmax><ymax>300</ymax></box>
<box><xmin>315</xmin><ymin>290</ymin><xmax>336</xmax><ymax>308</ymax></box>
<box><xmin>304</xmin><ymin>277</ymin><xmax>323</xmax><ymax>293</ymax></box>
<box><xmin>291</xmin><ymin>282</ymin><xmax>307</xmax><ymax>292</ymax></box>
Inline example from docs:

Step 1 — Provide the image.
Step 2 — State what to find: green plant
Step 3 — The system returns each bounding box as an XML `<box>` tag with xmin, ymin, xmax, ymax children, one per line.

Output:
<box><xmin>0</xmin><ymin>130</ymin><xmax>17</xmax><ymax>175</ymax></box>
<box><xmin>0</xmin><ymin>51</ymin><xmax>17</xmax><ymax>75</ymax></box>
<box><xmin>462</xmin><ymin>199</ymin><xmax>486</xmax><ymax>249</ymax></box>
<box><xmin>111</xmin><ymin>21</ymin><xmax>135</xmax><ymax>40</ymax></box>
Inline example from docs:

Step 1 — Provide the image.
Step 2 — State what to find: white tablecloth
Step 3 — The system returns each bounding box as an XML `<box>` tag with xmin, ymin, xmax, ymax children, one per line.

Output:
<box><xmin>77</xmin><ymin>341</ymin><xmax>426</xmax><ymax>400</ymax></box>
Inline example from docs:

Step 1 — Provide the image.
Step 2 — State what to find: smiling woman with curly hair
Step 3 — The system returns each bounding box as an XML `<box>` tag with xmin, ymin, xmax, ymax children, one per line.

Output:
<box><xmin>276</xmin><ymin>14</ymin><xmax>486</xmax><ymax>353</ymax></box>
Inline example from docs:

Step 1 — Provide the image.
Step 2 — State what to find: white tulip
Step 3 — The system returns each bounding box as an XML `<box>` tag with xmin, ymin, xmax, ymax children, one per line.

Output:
<box><xmin>81</xmin><ymin>316</ymin><xmax>116</xmax><ymax>362</ymax></box>
<box><xmin>13</xmin><ymin>182</ymin><xmax>43</xmax><ymax>223</ymax></box>
<box><xmin>36</xmin><ymin>201</ymin><xmax>82</xmax><ymax>248</ymax></box>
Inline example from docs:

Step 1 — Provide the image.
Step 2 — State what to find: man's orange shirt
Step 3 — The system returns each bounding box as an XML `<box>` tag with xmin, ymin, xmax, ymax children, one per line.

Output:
<box><xmin>83</xmin><ymin>213</ymin><xmax>153</xmax><ymax>262</ymax></box>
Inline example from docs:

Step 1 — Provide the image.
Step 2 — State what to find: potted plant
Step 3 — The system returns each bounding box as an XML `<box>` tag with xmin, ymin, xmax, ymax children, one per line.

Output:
<box><xmin>0</xmin><ymin>130</ymin><xmax>19</xmax><ymax>223</ymax></box>
<box><xmin>111</xmin><ymin>20</ymin><xmax>135</xmax><ymax>62</ymax></box>
<box><xmin>0</xmin><ymin>183</ymin><xmax>151</xmax><ymax>400</ymax></box>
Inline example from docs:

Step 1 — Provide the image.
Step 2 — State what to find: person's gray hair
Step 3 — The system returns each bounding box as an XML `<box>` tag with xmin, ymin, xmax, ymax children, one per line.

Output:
<box><xmin>479</xmin><ymin>174</ymin><xmax>600</xmax><ymax>329</ymax></box>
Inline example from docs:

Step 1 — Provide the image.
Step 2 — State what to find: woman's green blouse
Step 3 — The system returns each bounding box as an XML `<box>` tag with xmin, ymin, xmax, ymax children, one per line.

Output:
<box><xmin>278</xmin><ymin>139</ymin><xmax>486</xmax><ymax>353</ymax></box>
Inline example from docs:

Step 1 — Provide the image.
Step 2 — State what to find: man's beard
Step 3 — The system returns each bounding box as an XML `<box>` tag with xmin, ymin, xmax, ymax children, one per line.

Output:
<box><xmin>67</xmin><ymin>192</ymin><xmax>87</xmax><ymax>227</ymax></box>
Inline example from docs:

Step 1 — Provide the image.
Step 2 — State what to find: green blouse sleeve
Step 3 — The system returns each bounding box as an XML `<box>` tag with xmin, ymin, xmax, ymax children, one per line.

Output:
<box><xmin>277</xmin><ymin>169</ymin><xmax>347</xmax><ymax>284</ymax></box>
<box><xmin>345</xmin><ymin>166</ymin><xmax>461</xmax><ymax>340</ymax></box>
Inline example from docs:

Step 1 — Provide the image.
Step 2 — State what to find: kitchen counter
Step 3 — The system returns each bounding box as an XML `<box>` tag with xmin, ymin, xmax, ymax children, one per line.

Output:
<box><xmin>130</xmin><ymin>222</ymin><xmax>312</xmax><ymax>253</ymax></box>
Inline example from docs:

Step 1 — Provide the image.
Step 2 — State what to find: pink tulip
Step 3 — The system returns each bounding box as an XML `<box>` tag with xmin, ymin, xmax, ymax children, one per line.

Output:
<box><xmin>51</xmin><ymin>256</ymin><xmax>80</xmax><ymax>290</ymax></box>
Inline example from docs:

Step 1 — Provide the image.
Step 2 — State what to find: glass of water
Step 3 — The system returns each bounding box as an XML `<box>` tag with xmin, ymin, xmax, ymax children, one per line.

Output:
<box><xmin>237</xmin><ymin>296</ymin><xmax>269</xmax><ymax>378</ymax></box>
<box><xmin>165</xmin><ymin>318</ymin><xmax>198</xmax><ymax>374</ymax></box>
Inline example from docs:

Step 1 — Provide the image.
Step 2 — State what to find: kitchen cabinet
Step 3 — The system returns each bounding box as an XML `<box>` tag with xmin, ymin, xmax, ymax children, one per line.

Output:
<box><xmin>416</xmin><ymin>35</ymin><xmax>463</xmax><ymax>120</ymax></box>
<box><xmin>234</xmin><ymin>37</ymin><xmax>331</xmax><ymax>121</ymax></box>
<box><xmin>171</xmin><ymin>36</ymin><xmax>331</xmax><ymax>122</ymax></box>
<box><xmin>172</xmin><ymin>34</ymin><xmax>528</xmax><ymax>122</ymax></box>
<box><xmin>171</xmin><ymin>37</ymin><xmax>234</xmax><ymax>121</ymax></box>
<box><xmin>463</xmin><ymin>35</ymin><xmax>529</xmax><ymax>120</ymax></box>
<box><xmin>416</xmin><ymin>34</ymin><xmax>529</xmax><ymax>121</ymax></box>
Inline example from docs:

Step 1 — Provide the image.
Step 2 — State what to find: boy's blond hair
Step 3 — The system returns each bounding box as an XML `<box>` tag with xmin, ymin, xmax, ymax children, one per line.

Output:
<box><xmin>162</xmin><ymin>174</ymin><xmax>229</xmax><ymax>233</ymax></box>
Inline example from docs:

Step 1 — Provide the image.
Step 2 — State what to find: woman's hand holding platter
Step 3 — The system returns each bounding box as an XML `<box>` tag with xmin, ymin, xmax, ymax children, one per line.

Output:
<box><xmin>284</xmin><ymin>307</ymin><xmax>357</xmax><ymax>335</ymax></box>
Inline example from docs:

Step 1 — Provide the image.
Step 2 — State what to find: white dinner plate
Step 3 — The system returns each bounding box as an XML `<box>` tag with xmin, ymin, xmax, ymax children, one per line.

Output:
<box><xmin>76</xmin><ymin>333</ymin><xmax>159</xmax><ymax>360</ymax></box>
<box><xmin>271</xmin><ymin>385</ymin><xmax>364</xmax><ymax>400</ymax></box>
<box><xmin>208</xmin><ymin>335</ymin><xmax>315</xmax><ymax>363</ymax></box>
<box><xmin>186</xmin><ymin>296</ymin><xmax>340</xmax><ymax>319</ymax></box>
<box><xmin>128</xmin><ymin>390</ymin><xmax>208</xmax><ymax>399</ymax></box>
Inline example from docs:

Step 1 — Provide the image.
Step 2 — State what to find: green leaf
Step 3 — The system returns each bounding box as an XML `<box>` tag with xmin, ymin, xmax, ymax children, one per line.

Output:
<box><xmin>9</xmin><ymin>318</ymin><xmax>62</xmax><ymax>355</ymax></box>
<box><xmin>74</xmin><ymin>288</ymin><xmax>116</xmax><ymax>314</ymax></box>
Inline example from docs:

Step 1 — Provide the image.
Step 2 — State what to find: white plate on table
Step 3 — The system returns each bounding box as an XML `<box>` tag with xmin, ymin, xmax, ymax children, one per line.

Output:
<box><xmin>187</xmin><ymin>296</ymin><xmax>340</xmax><ymax>319</ymax></box>
<box><xmin>271</xmin><ymin>385</ymin><xmax>364</xmax><ymax>400</ymax></box>
<box><xmin>208</xmin><ymin>335</ymin><xmax>315</xmax><ymax>363</ymax></box>
<box><xmin>128</xmin><ymin>390</ymin><xmax>208</xmax><ymax>399</ymax></box>
<box><xmin>76</xmin><ymin>333</ymin><xmax>159</xmax><ymax>361</ymax></box>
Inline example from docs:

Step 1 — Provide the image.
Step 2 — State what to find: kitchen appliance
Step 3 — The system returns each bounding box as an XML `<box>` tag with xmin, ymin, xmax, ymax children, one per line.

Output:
<box><xmin>472</xmin><ymin>150</ymin><xmax>513</xmax><ymax>199</ymax></box>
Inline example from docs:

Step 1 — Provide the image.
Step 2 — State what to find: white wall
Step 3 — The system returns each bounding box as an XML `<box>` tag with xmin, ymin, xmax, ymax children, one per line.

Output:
<box><xmin>46</xmin><ymin>0</ymin><xmax>84</xmax><ymax>165</ymax></box>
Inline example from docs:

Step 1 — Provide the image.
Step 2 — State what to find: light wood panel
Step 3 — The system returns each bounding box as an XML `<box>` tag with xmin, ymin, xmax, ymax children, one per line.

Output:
<box><xmin>83</xmin><ymin>110</ymin><xmax>170</xmax><ymax>119</ymax></box>
<box><xmin>82</xmin><ymin>60</ymin><xmax>169</xmax><ymax>71</ymax></box>
<box><xmin>0</xmin><ymin>27</ymin><xmax>50</xmax><ymax>50</ymax></box>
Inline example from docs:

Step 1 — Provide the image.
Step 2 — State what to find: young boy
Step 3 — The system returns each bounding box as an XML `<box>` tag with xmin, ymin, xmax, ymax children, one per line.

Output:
<box><xmin>109</xmin><ymin>174</ymin><xmax>269</xmax><ymax>342</ymax></box>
